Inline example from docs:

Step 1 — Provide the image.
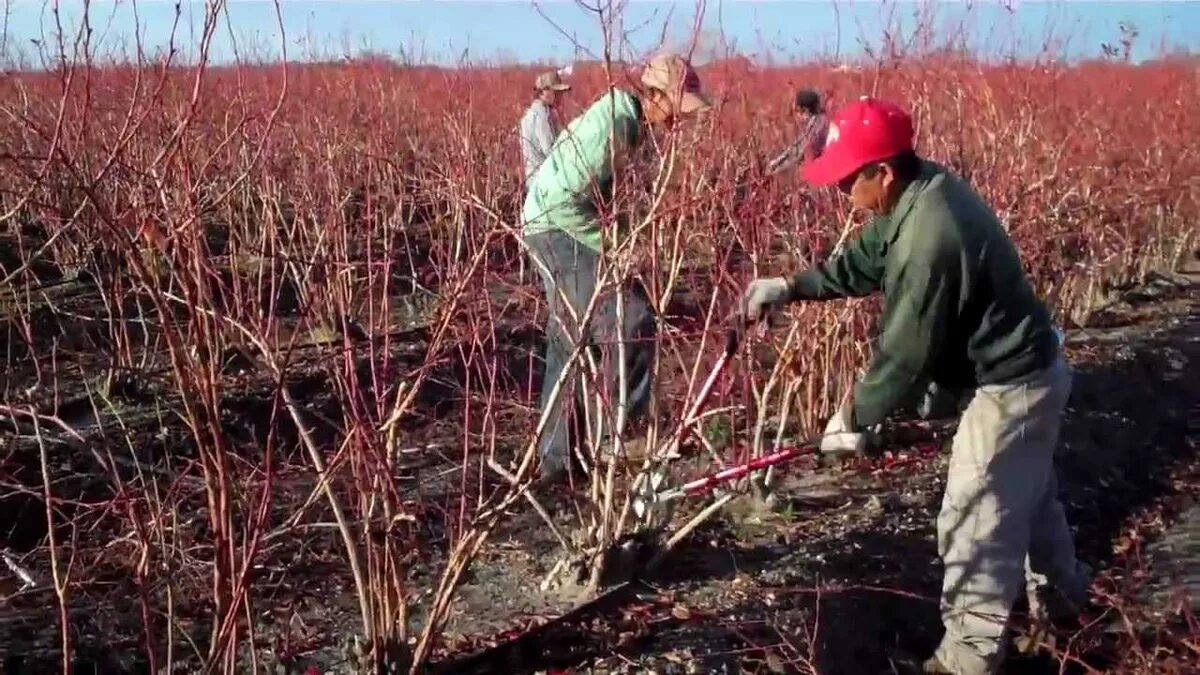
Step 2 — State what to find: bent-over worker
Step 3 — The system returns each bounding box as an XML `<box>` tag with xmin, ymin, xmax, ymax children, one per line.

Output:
<box><xmin>523</xmin><ymin>53</ymin><xmax>711</xmax><ymax>481</ymax></box>
<box><xmin>740</xmin><ymin>97</ymin><xmax>1092</xmax><ymax>674</ymax></box>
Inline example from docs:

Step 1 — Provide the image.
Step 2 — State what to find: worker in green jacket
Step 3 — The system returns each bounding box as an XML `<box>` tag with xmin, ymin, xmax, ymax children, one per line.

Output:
<box><xmin>523</xmin><ymin>53</ymin><xmax>711</xmax><ymax>482</ymax></box>
<box><xmin>739</xmin><ymin>97</ymin><xmax>1092</xmax><ymax>674</ymax></box>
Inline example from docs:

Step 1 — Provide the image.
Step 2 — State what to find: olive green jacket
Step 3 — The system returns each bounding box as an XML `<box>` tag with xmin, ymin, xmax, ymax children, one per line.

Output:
<box><xmin>789</xmin><ymin>161</ymin><xmax>1060</xmax><ymax>427</ymax></box>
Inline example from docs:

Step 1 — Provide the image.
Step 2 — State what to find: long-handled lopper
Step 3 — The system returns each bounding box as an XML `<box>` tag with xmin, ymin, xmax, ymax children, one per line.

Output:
<box><xmin>629</xmin><ymin>317</ymin><xmax>787</xmax><ymax>518</ymax></box>
<box><xmin>633</xmin><ymin>443</ymin><xmax>819</xmax><ymax>517</ymax></box>
<box><xmin>644</xmin><ymin>326</ymin><xmax>741</xmax><ymax>467</ymax></box>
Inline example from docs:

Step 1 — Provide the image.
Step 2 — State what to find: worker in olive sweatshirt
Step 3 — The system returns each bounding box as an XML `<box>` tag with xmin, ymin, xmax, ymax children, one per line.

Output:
<box><xmin>739</xmin><ymin>97</ymin><xmax>1092</xmax><ymax>674</ymax></box>
<box><xmin>523</xmin><ymin>53</ymin><xmax>711</xmax><ymax>482</ymax></box>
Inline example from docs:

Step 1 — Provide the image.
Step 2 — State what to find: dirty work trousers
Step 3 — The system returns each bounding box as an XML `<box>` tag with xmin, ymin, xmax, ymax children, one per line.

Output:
<box><xmin>524</xmin><ymin>230</ymin><xmax>656</xmax><ymax>474</ymax></box>
<box><xmin>934</xmin><ymin>355</ymin><xmax>1091</xmax><ymax>674</ymax></box>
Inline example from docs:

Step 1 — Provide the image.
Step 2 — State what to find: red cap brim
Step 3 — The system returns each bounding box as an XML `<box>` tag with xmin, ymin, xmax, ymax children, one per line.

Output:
<box><xmin>800</xmin><ymin>148</ymin><xmax>867</xmax><ymax>186</ymax></box>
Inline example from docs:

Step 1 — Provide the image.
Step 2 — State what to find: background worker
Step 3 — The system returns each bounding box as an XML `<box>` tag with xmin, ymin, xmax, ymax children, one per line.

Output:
<box><xmin>519</xmin><ymin>70</ymin><xmax>571</xmax><ymax>182</ymax></box>
<box><xmin>739</xmin><ymin>97</ymin><xmax>1092</xmax><ymax>674</ymax></box>
<box><xmin>522</xmin><ymin>53</ymin><xmax>711</xmax><ymax>481</ymax></box>
<box><xmin>764</xmin><ymin>88</ymin><xmax>830</xmax><ymax>175</ymax></box>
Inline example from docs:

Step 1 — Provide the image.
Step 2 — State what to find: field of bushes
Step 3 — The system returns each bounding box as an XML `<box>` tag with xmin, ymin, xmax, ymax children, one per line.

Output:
<box><xmin>0</xmin><ymin>20</ymin><xmax>1196</xmax><ymax>674</ymax></box>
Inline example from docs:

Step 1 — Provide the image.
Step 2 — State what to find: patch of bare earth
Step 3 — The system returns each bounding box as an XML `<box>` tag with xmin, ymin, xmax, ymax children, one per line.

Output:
<box><xmin>435</xmin><ymin>269</ymin><xmax>1199</xmax><ymax>675</ymax></box>
<box><xmin>1</xmin><ymin>269</ymin><xmax>1195</xmax><ymax>675</ymax></box>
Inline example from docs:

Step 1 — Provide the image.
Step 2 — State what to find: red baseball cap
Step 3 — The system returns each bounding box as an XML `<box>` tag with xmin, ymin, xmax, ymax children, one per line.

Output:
<box><xmin>802</xmin><ymin>96</ymin><xmax>914</xmax><ymax>186</ymax></box>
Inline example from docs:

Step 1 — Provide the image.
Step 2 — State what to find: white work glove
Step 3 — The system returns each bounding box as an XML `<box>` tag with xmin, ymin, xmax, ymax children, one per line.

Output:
<box><xmin>820</xmin><ymin>403</ymin><xmax>865</xmax><ymax>455</ymax></box>
<box><xmin>917</xmin><ymin>381</ymin><xmax>961</xmax><ymax>421</ymax></box>
<box><xmin>819</xmin><ymin>402</ymin><xmax>881</xmax><ymax>457</ymax></box>
<box><xmin>739</xmin><ymin>277</ymin><xmax>791</xmax><ymax>324</ymax></box>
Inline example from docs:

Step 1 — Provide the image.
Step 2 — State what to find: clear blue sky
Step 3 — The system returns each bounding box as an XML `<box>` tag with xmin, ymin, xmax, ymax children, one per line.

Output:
<box><xmin>1</xmin><ymin>1</ymin><xmax>1196</xmax><ymax>67</ymax></box>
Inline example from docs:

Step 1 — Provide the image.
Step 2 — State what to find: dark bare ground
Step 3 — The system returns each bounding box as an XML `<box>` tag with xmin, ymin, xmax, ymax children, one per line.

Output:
<box><xmin>0</xmin><ymin>268</ymin><xmax>1196</xmax><ymax>674</ymax></box>
<box><xmin>434</xmin><ymin>270</ymin><xmax>1200</xmax><ymax>675</ymax></box>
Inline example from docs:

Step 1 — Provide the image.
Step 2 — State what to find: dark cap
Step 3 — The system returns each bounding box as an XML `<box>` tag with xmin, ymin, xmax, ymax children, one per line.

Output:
<box><xmin>795</xmin><ymin>88</ymin><xmax>821</xmax><ymax>113</ymax></box>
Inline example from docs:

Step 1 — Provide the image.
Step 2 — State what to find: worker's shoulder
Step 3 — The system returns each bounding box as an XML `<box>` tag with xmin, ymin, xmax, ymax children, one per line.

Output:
<box><xmin>521</xmin><ymin>100</ymin><xmax>547</xmax><ymax>123</ymax></box>
<box><xmin>577</xmin><ymin>88</ymin><xmax>639</xmax><ymax>121</ymax></box>
<box><xmin>902</xmin><ymin>166</ymin><xmax>1006</xmax><ymax>267</ymax></box>
<box><xmin>912</xmin><ymin>167</ymin><xmax>998</xmax><ymax>232</ymax></box>
<box><xmin>557</xmin><ymin>89</ymin><xmax>640</xmax><ymax>146</ymax></box>
<box><xmin>894</xmin><ymin>172</ymin><xmax>967</xmax><ymax>255</ymax></box>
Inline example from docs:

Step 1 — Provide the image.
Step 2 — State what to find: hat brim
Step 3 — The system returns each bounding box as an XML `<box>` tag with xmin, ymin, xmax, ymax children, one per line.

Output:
<box><xmin>800</xmin><ymin>148</ymin><xmax>866</xmax><ymax>186</ymax></box>
<box><xmin>678</xmin><ymin>91</ymin><xmax>712</xmax><ymax>114</ymax></box>
<box><xmin>548</xmin><ymin>84</ymin><xmax>571</xmax><ymax>92</ymax></box>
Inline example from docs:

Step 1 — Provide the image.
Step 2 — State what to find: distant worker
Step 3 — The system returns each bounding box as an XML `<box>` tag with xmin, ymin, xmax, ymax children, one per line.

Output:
<box><xmin>519</xmin><ymin>71</ymin><xmax>571</xmax><ymax>182</ymax></box>
<box><xmin>523</xmin><ymin>53</ymin><xmax>711</xmax><ymax>481</ymax></box>
<box><xmin>765</xmin><ymin>88</ymin><xmax>830</xmax><ymax>175</ymax></box>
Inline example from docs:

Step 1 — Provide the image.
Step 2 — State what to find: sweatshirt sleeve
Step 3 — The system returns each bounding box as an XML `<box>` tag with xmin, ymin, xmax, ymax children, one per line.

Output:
<box><xmin>788</xmin><ymin>217</ymin><xmax>887</xmax><ymax>301</ymax></box>
<box><xmin>532</xmin><ymin>105</ymin><xmax>556</xmax><ymax>159</ymax></box>
<box><xmin>852</xmin><ymin>235</ymin><xmax>960</xmax><ymax>427</ymax></box>
<box><xmin>765</xmin><ymin>140</ymin><xmax>802</xmax><ymax>175</ymax></box>
<box><xmin>521</xmin><ymin>105</ymin><xmax>554</xmax><ymax>179</ymax></box>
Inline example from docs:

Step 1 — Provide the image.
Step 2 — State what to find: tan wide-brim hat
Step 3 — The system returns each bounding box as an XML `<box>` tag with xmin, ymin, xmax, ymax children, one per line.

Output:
<box><xmin>535</xmin><ymin>71</ymin><xmax>572</xmax><ymax>92</ymax></box>
<box><xmin>640</xmin><ymin>53</ymin><xmax>712</xmax><ymax>114</ymax></box>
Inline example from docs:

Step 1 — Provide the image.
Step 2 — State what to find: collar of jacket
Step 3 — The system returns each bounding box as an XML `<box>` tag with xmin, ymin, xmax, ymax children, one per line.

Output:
<box><xmin>874</xmin><ymin>159</ymin><xmax>942</xmax><ymax>244</ymax></box>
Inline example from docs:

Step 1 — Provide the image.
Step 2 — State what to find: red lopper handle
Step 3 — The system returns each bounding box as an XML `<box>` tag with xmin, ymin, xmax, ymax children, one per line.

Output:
<box><xmin>679</xmin><ymin>444</ymin><xmax>818</xmax><ymax>496</ymax></box>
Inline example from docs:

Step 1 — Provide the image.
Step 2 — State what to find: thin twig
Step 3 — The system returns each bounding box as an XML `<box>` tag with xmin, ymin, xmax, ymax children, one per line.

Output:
<box><xmin>486</xmin><ymin>458</ymin><xmax>574</xmax><ymax>557</ymax></box>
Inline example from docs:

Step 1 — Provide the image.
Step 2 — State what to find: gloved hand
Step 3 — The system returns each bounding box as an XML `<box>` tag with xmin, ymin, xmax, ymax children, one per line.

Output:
<box><xmin>917</xmin><ymin>381</ymin><xmax>962</xmax><ymax>421</ymax></box>
<box><xmin>819</xmin><ymin>401</ymin><xmax>881</xmax><ymax>457</ymax></box>
<box><xmin>739</xmin><ymin>277</ymin><xmax>791</xmax><ymax>324</ymax></box>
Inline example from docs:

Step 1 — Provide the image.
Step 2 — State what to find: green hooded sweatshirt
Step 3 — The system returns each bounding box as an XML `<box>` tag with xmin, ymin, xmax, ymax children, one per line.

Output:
<box><xmin>789</xmin><ymin>160</ymin><xmax>1060</xmax><ymax>428</ymax></box>
<box><xmin>522</xmin><ymin>89</ymin><xmax>643</xmax><ymax>252</ymax></box>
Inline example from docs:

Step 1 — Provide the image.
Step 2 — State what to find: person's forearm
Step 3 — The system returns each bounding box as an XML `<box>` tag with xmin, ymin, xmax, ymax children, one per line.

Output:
<box><xmin>765</xmin><ymin>146</ymin><xmax>797</xmax><ymax>175</ymax></box>
<box><xmin>787</xmin><ymin>268</ymin><xmax>828</xmax><ymax>302</ymax></box>
<box><xmin>785</xmin><ymin>226</ymin><xmax>885</xmax><ymax>301</ymax></box>
<box><xmin>786</xmin><ymin>263</ymin><xmax>874</xmax><ymax>302</ymax></box>
<box><xmin>534</xmin><ymin>115</ymin><xmax>556</xmax><ymax>160</ymax></box>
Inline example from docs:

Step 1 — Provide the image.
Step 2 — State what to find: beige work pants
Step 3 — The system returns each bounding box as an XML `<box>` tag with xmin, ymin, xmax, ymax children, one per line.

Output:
<box><xmin>934</xmin><ymin>355</ymin><xmax>1091</xmax><ymax>674</ymax></box>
